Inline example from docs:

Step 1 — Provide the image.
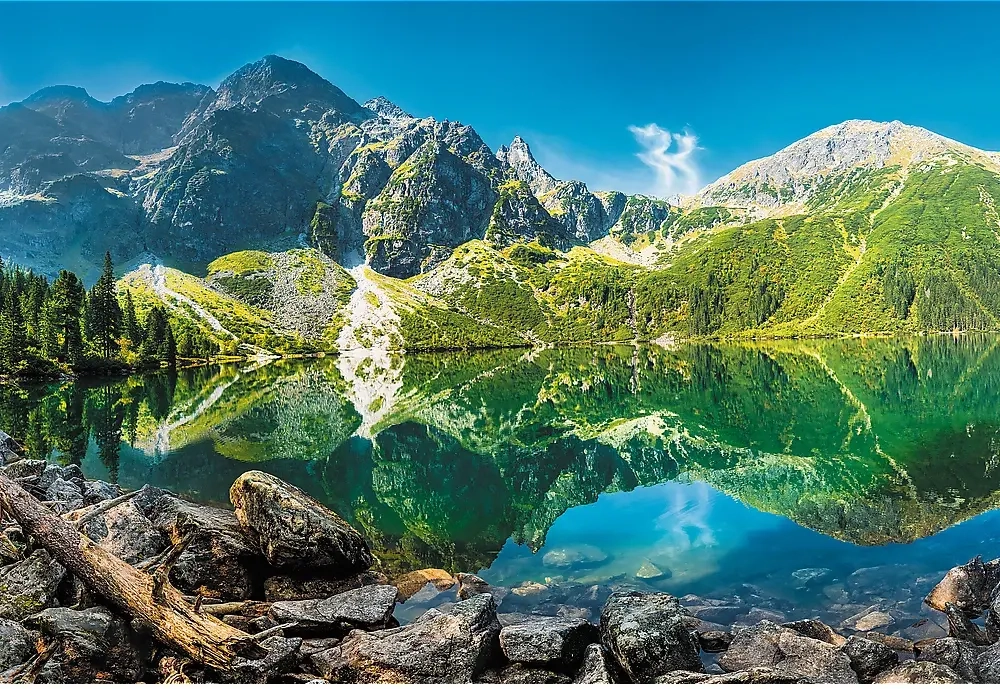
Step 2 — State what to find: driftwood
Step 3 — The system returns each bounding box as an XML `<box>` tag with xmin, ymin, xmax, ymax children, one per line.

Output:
<box><xmin>0</xmin><ymin>469</ymin><xmax>267</xmax><ymax>670</ymax></box>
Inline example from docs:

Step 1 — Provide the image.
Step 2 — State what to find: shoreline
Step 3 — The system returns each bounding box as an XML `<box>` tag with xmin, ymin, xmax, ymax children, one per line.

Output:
<box><xmin>0</xmin><ymin>433</ymin><xmax>999</xmax><ymax>683</ymax></box>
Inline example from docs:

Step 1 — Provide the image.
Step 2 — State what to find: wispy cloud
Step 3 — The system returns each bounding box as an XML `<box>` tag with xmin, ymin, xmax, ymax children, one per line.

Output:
<box><xmin>628</xmin><ymin>124</ymin><xmax>702</xmax><ymax>199</ymax></box>
<box><xmin>526</xmin><ymin>124</ymin><xmax>703</xmax><ymax>201</ymax></box>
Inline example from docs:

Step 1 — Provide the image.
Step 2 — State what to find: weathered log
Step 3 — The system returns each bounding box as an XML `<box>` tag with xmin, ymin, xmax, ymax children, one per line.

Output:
<box><xmin>0</xmin><ymin>470</ymin><xmax>267</xmax><ymax>670</ymax></box>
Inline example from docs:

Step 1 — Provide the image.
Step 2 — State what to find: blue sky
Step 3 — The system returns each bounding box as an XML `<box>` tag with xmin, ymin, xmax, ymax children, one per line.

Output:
<box><xmin>3</xmin><ymin>2</ymin><xmax>1000</xmax><ymax>197</ymax></box>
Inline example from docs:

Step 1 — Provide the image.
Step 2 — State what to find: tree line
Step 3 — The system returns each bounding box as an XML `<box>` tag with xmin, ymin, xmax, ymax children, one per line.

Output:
<box><xmin>0</xmin><ymin>252</ymin><xmax>218</xmax><ymax>377</ymax></box>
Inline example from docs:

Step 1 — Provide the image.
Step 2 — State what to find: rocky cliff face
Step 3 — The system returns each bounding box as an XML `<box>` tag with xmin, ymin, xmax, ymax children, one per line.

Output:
<box><xmin>0</xmin><ymin>54</ymin><xmax>642</xmax><ymax>281</ymax></box>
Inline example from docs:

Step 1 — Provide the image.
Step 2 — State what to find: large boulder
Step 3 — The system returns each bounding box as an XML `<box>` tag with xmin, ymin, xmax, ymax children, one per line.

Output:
<box><xmin>230</xmin><ymin>471</ymin><xmax>373</xmax><ymax>574</ymax></box>
<box><xmin>0</xmin><ymin>549</ymin><xmax>66</xmax><ymax>621</ymax></box>
<box><xmin>917</xmin><ymin>637</ymin><xmax>981</xmax><ymax>682</ymax></box>
<box><xmin>719</xmin><ymin>621</ymin><xmax>856</xmax><ymax>683</ymax></box>
<box><xmin>217</xmin><ymin>636</ymin><xmax>303</xmax><ymax>684</ymax></box>
<box><xmin>268</xmin><ymin>584</ymin><xmax>398</xmax><ymax>636</ymax></box>
<box><xmin>600</xmin><ymin>591</ymin><xmax>702</xmax><ymax>682</ymax></box>
<box><xmin>311</xmin><ymin>594</ymin><xmax>501</xmax><ymax>682</ymax></box>
<box><xmin>150</xmin><ymin>494</ymin><xmax>260</xmax><ymax>600</ymax></box>
<box><xmin>843</xmin><ymin>635</ymin><xmax>899</xmax><ymax>682</ymax></box>
<box><xmin>873</xmin><ymin>660</ymin><xmax>965</xmax><ymax>683</ymax></box>
<box><xmin>926</xmin><ymin>556</ymin><xmax>1000</xmax><ymax>617</ymax></box>
<box><xmin>79</xmin><ymin>498</ymin><xmax>167</xmax><ymax>565</ymax></box>
<box><xmin>499</xmin><ymin>616</ymin><xmax>598</xmax><ymax>670</ymax></box>
<box><xmin>0</xmin><ymin>620</ymin><xmax>35</xmax><ymax>674</ymax></box>
<box><xmin>25</xmin><ymin>606</ymin><xmax>144</xmax><ymax>683</ymax></box>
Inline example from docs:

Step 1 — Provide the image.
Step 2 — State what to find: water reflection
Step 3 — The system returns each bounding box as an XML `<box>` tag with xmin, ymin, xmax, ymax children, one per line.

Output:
<box><xmin>6</xmin><ymin>336</ymin><xmax>1000</xmax><ymax>599</ymax></box>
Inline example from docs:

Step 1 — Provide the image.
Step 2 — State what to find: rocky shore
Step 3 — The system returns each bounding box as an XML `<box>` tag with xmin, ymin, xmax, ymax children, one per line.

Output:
<box><xmin>2</xmin><ymin>435</ymin><xmax>1000</xmax><ymax>684</ymax></box>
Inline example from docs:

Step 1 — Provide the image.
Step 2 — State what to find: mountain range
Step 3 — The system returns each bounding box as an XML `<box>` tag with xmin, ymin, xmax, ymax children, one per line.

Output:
<box><xmin>5</xmin><ymin>54</ymin><xmax>1000</xmax><ymax>352</ymax></box>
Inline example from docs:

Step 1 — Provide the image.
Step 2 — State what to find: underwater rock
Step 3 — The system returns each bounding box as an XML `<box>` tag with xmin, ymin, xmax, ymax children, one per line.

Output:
<box><xmin>542</xmin><ymin>545</ymin><xmax>610</xmax><ymax>570</ymax></box>
<box><xmin>230</xmin><ymin>471</ymin><xmax>373</xmax><ymax>575</ymax></box>
<box><xmin>392</xmin><ymin>568</ymin><xmax>456</xmax><ymax>602</ymax></box>
<box><xmin>926</xmin><ymin>556</ymin><xmax>1000</xmax><ymax>617</ymax></box>
<box><xmin>457</xmin><ymin>573</ymin><xmax>492</xmax><ymax>600</ymax></box>
<box><xmin>601</xmin><ymin>591</ymin><xmax>702</xmax><ymax>682</ymax></box>
<box><xmin>782</xmin><ymin>619</ymin><xmax>847</xmax><ymax>646</ymax></box>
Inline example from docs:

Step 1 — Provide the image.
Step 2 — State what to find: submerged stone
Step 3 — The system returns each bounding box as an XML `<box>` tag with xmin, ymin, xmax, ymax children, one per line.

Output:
<box><xmin>542</xmin><ymin>545</ymin><xmax>609</xmax><ymax>570</ymax></box>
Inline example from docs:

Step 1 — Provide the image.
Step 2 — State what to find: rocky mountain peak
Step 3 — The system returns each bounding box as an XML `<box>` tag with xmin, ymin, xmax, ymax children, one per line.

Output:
<box><xmin>496</xmin><ymin>135</ymin><xmax>558</xmax><ymax>196</ymax></box>
<box><xmin>21</xmin><ymin>85</ymin><xmax>100</xmax><ymax>107</ymax></box>
<box><xmin>364</xmin><ymin>96</ymin><xmax>412</xmax><ymax>120</ymax></box>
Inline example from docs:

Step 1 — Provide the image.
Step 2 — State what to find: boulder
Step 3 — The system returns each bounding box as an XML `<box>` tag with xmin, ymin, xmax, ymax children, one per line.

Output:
<box><xmin>916</xmin><ymin>637</ymin><xmax>981</xmax><ymax>682</ymax></box>
<box><xmin>855</xmin><ymin>630</ymin><xmax>915</xmax><ymax>653</ymax></box>
<box><xmin>791</xmin><ymin>568</ymin><xmax>833</xmax><ymax>586</ymax></box>
<box><xmin>0</xmin><ymin>459</ymin><xmax>46</xmax><ymax>480</ymax></box>
<box><xmin>973</xmin><ymin>641</ymin><xmax>1000</xmax><ymax>682</ymax></box>
<box><xmin>698</xmin><ymin>630</ymin><xmax>733</xmax><ymax>653</ymax></box>
<box><xmin>219</xmin><ymin>636</ymin><xmax>303</xmax><ymax>684</ymax></box>
<box><xmin>311</xmin><ymin>594</ymin><xmax>502</xmax><ymax>682</ymax></box>
<box><xmin>457</xmin><ymin>573</ymin><xmax>492</xmax><ymax>600</ymax></box>
<box><xmin>265</xmin><ymin>571</ymin><xmax>388</xmax><ymax>602</ymax></box>
<box><xmin>151</xmin><ymin>494</ymin><xmax>260</xmax><ymax>600</ymax></box>
<box><xmin>656</xmin><ymin>668</ymin><xmax>808</xmax><ymax>683</ymax></box>
<box><xmin>230</xmin><ymin>471</ymin><xmax>373</xmax><ymax>575</ymax></box>
<box><xmin>45</xmin><ymin>476</ymin><xmax>85</xmax><ymax>513</ymax></box>
<box><xmin>500</xmin><ymin>616</ymin><xmax>598</xmax><ymax>670</ymax></box>
<box><xmin>0</xmin><ymin>549</ymin><xmax>66</xmax><ymax>621</ymax></box>
<box><xmin>843</xmin><ymin>634</ymin><xmax>899</xmax><ymax>682</ymax></box>
<box><xmin>719</xmin><ymin>621</ymin><xmax>856</xmax><ymax>683</ymax></box>
<box><xmin>268</xmin><ymin>584</ymin><xmax>398</xmax><ymax>636</ymax></box>
<box><xmin>925</xmin><ymin>556</ymin><xmax>1000</xmax><ymax>617</ymax></box>
<box><xmin>574</xmin><ymin>643</ymin><xmax>622</xmax><ymax>683</ymax></box>
<box><xmin>600</xmin><ymin>591</ymin><xmax>702</xmax><ymax>682</ymax></box>
<box><xmin>0</xmin><ymin>620</ymin><xmax>35</xmax><ymax>673</ymax></box>
<box><xmin>25</xmin><ymin>606</ymin><xmax>144</xmax><ymax>683</ymax></box>
<box><xmin>82</xmin><ymin>479</ymin><xmax>121</xmax><ymax>505</ymax></box>
<box><xmin>782</xmin><ymin>619</ymin><xmax>846</xmax><ymax>646</ymax></box>
<box><xmin>873</xmin><ymin>660</ymin><xmax>965</xmax><ymax>683</ymax></box>
<box><xmin>80</xmin><ymin>499</ymin><xmax>167</xmax><ymax>565</ymax></box>
<box><xmin>484</xmin><ymin>663</ymin><xmax>573</xmax><ymax>683</ymax></box>
<box><xmin>846</xmin><ymin>610</ymin><xmax>895</xmax><ymax>632</ymax></box>
<box><xmin>542</xmin><ymin>545</ymin><xmax>609</xmax><ymax>570</ymax></box>
<box><xmin>392</xmin><ymin>568</ymin><xmax>456</xmax><ymax>602</ymax></box>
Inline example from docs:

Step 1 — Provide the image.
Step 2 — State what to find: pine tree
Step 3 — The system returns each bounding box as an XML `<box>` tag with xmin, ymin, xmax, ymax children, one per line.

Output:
<box><xmin>0</xmin><ymin>289</ymin><xmax>26</xmax><ymax>373</ymax></box>
<box><xmin>122</xmin><ymin>290</ymin><xmax>141</xmax><ymax>345</ymax></box>
<box><xmin>48</xmin><ymin>270</ymin><xmax>86</xmax><ymax>366</ymax></box>
<box><xmin>87</xmin><ymin>252</ymin><xmax>122</xmax><ymax>359</ymax></box>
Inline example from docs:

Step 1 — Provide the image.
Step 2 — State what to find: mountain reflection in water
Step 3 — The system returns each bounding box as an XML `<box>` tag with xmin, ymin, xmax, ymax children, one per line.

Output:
<box><xmin>6</xmin><ymin>335</ymin><xmax>1000</xmax><ymax>616</ymax></box>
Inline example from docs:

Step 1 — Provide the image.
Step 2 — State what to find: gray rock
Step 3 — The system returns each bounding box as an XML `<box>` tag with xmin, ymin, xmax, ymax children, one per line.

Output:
<box><xmin>574</xmin><ymin>643</ymin><xmax>621</xmax><ymax>683</ymax></box>
<box><xmin>917</xmin><ymin>637</ymin><xmax>981</xmax><ymax>682</ymax></box>
<box><xmin>542</xmin><ymin>546</ymin><xmax>610</xmax><ymax>570</ymax></box>
<box><xmin>855</xmin><ymin>630</ymin><xmax>915</xmax><ymax>653</ymax></box>
<box><xmin>151</xmin><ymin>493</ymin><xmax>260</xmax><ymax>600</ymax></box>
<box><xmin>844</xmin><ymin>634</ymin><xmax>899</xmax><ymax>682</ymax></box>
<box><xmin>25</xmin><ymin>606</ymin><xmax>144</xmax><ymax>683</ymax></box>
<box><xmin>686</xmin><ymin>605</ymin><xmax>745</xmax><ymax>626</ymax></box>
<box><xmin>488</xmin><ymin>663</ymin><xmax>572</xmax><ymax>684</ymax></box>
<box><xmin>874</xmin><ymin>660</ymin><xmax>965</xmax><ymax>683</ymax></box>
<box><xmin>782</xmin><ymin>619</ymin><xmax>846</xmax><ymax>646</ymax></box>
<box><xmin>500</xmin><ymin>616</ymin><xmax>597</xmax><ymax>670</ymax></box>
<box><xmin>719</xmin><ymin>621</ymin><xmax>856</xmax><ymax>683</ymax></box>
<box><xmin>311</xmin><ymin>594</ymin><xmax>501</xmax><ymax>682</ymax></box>
<box><xmin>790</xmin><ymin>567</ymin><xmax>833</xmax><ymax>586</ymax></box>
<box><xmin>268</xmin><ymin>584</ymin><xmax>398</xmax><ymax>636</ymax></box>
<box><xmin>925</xmin><ymin>556</ymin><xmax>1000</xmax><ymax>617</ymax></box>
<box><xmin>698</xmin><ymin>630</ymin><xmax>733</xmax><ymax>653</ymax></box>
<box><xmin>230</xmin><ymin>471</ymin><xmax>372</xmax><ymax>575</ymax></box>
<box><xmin>82</xmin><ymin>480</ymin><xmax>121</xmax><ymax>505</ymax></box>
<box><xmin>495</xmin><ymin>136</ymin><xmax>558</xmax><ymax>196</ymax></box>
<box><xmin>0</xmin><ymin>459</ymin><xmax>46</xmax><ymax>480</ymax></box>
<box><xmin>973</xmin><ymin>641</ymin><xmax>1000</xmax><ymax>682</ymax></box>
<box><xmin>0</xmin><ymin>549</ymin><xmax>66</xmax><ymax>621</ymax></box>
<box><xmin>81</xmin><ymin>498</ymin><xmax>167</xmax><ymax>565</ymax></box>
<box><xmin>457</xmin><ymin>573</ymin><xmax>492</xmax><ymax>601</ymax></box>
<box><xmin>45</xmin><ymin>476</ymin><xmax>84</xmax><ymax>513</ymax></box>
<box><xmin>656</xmin><ymin>668</ymin><xmax>808</xmax><ymax>683</ymax></box>
<box><xmin>0</xmin><ymin>619</ymin><xmax>35</xmax><ymax>673</ymax></box>
<box><xmin>222</xmin><ymin>635</ymin><xmax>303</xmax><ymax>684</ymax></box>
<box><xmin>600</xmin><ymin>591</ymin><xmax>702</xmax><ymax>682</ymax></box>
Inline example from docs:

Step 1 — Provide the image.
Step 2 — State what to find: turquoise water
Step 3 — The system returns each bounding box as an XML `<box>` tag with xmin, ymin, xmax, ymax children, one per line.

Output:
<box><xmin>8</xmin><ymin>336</ymin><xmax>1000</xmax><ymax>628</ymax></box>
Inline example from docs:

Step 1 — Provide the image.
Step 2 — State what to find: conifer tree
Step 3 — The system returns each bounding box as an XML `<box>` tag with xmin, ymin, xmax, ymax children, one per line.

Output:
<box><xmin>0</xmin><ymin>289</ymin><xmax>26</xmax><ymax>373</ymax></box>
<box><xmin>48</xmin><ymin>270</ymin><xmax>86</xmax><ymax>365</ymax></box>
<box><xmin>122</xmin><ymin>290</ymin><xmax>141</xmax><ymax>345</ymax></box>
<box><xmin>87</xmin><ymin>252</ymin><xmax>122</xmax><ymax>359</ymax></box>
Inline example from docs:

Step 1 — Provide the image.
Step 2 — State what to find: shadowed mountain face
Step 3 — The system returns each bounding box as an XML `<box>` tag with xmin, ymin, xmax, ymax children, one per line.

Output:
<box><xmin>8</xmin><ymin>336</ymin><xmax>1000</xmax><ymax>576</ymax></box>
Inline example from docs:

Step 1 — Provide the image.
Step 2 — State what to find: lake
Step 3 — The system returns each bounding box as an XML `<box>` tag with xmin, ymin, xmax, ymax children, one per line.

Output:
<box><xmin>6</xmin><ymin>336</ymin><xmax>1000</xmax><ymax>630</ymax></box>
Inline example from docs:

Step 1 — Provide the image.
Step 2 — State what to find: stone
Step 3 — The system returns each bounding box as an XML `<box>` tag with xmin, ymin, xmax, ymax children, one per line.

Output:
<box><xmin>656</xmin><ymin>668</ymin><xmax>808</xmax><ymax>683</ymax></box>
<box><xmin>600</xmin><ymin>591</ymin><xmax>702</xmax><ymax>682</ymax></box>
<box><xmin>500</xmin><ymin>616</ymin><xmax>598</xmax><ymax>670</ymax></box>
<box><xmin>151</xmin><ymin>494</ymin><xmax>260</xmax><ymax>600</ymax></box>
<box><xmin>457</xmin><ymin>573</ymin><xmax>491</xmax><ymax>600</ymax></box>
<box><xmin>739</xmin><ymin>608</ymin><xmax>787</xmax><ymax>625</ymax></box>
<box><xmin>847</xmin><ymin>610</ymin><xmax>895</xmax><ymax>632</ymax></box>
<box><xmin>873</xmin><ymin>660</ymin><xmax>965</xmax><ymax>683</ymax></box>
<box><xmin>268</xmin><ymin>584</ymin><xmax>398</xmax><ymax>636</ymax></box>
<box><xmin>221</xmin><ymin>636</ymin><xmax>303</xmax><ymax>684</ymax></box>
<box><xmin>636</xmin><ymin>560</ymin><xmax>671</xmax><ymax>581</ymax></box>
<box><xmin>45</xmin><ymin>476</ymin><xmax>85</xmax><ymax>513</ymax></box>
<box><xmin>81</xmin><ymin>499</ymin><xmax>167</xmax><ymax>565</ymax></box>
<box><xmin>542</xmin><ymin>545</ymin><xmax>610</xmax><ymax>570</ymax></box>
<box><xmin>230</xmin><ymin>471</ymin><xmax>373</xmax><ymax>575</ymax></box>
<box><xmin>574</xmin><ymin>643</ymin><xmax>622</xmax><ymax>683</ymax></box>
<box><xmin>0</xmin><ymin>620</ymin><xmax>35</xmax><ymax>673</ymax></box>
<box><xmin>25</xmin><ymin>606</ymin><xmax>144</xmax><ymax>683</ymax></box>
<box><xmin>698</xmin><ymin>630</ymin><xmax>733</xmax><ymax>653</ymax></box>
<box><xmin>392</xmin><ymin>568</ymin><xmax>456</xmax><ymax>602</ymax></box>
<box><xmin>311</xmin><ymin>594</ymin><xmax>502</xmax><ymax>683</ymax></box>
<box><xmin>917</xmin><ymin>637</ymin><xmax>981</xmax><ymax>682</ymax></box>
<box><xmin>855</xmin><ymin>630</ymin><xmax>915</xmax><ymax>653</ymax></box>
<box><xmin>973</xmin><ymin>642</ymin><xmax>1000</xmax><ymax>682</ymax></box>
<box><xmin>685</xmin><ymin>605</ymin><xmax>745</xmax><ymax>626</ymax></box>
<box><xmin>491</xmin><ymin>663</ymin><xmax>573</xmax><ymax>684</ymax></box>
<box><xmin>265</xmin><ymin>571</ymin><xmax>388</xmax><ymax>602</ymax></box>
<box><xmin>791</xmin><ymin>568</ymin><xmax>833</xmax><ymax>586</ymax></box>
<box><xmin>0</xmin><ymin>459</ymin><xmax>46</xmax><ymax>480</ymax></box>
<box><xmin>719</xmin><ymin>621</ymin><xmax>856</xmax><ymax>682</ymax></box>
<box><xmin>0</xmin><ymin>549</ymin><xmax>66</xmax><ymax>621</ymax></box>
<box><xmin>925</xmin><ymin>556</ymin><xmax>1000</xmax><ymax>617</ymax></box>
<box><xmin>843</xmin><ymin>634</ymin><xmax>899</xmax><ymax>682</ymax></box>
<box><xmin>782</xmin><ymin>619</ymin><xmax>846</xmax><ymax>646</ymax></box>
<box><xmin>82</xmin><ymin>479</ymin><xmax>122</xmax><ymax>505</ymax></box>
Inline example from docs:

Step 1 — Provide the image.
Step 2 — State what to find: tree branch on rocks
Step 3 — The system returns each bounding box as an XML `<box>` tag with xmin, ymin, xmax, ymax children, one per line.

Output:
<box><xmin>0</xmin><ymin>470</ymin><xmax>268</xmax><ymax>671</ymax></box>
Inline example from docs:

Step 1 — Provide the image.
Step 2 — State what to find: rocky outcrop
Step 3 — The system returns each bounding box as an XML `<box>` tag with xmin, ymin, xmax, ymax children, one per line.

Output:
<box><xmin>230</xmin><ymin>470</ymin><xmax>373</xmax><ymax>575</ymax></box>
<box><xmin>600</xmin><ymin>592</ymin><xmax>702</xmax><ymax>682</ymax></box>
<box><xmin>496</xmin><ymin>136</ymin><xmax>558</xmax><ymax>196</ymax></box>
<box><xmin>485</xmin><ymin>180</ymin><xmax>571</xmax><ymax>250</ymax></box>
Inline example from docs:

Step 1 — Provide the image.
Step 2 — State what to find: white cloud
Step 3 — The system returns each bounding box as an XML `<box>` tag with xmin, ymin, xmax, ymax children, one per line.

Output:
<box><xmin>628</xmin><ymin>124</ymin><xmax>702</xmax><ymax>200</ymax></box>
<box><xmin>526</xmin><ymin>124</ymin><xmax>703</xmax><ymax>201</ymax></box>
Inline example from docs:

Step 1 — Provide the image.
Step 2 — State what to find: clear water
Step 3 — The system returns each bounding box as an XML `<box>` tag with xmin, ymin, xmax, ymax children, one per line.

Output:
<box><xmin>7</xmin><ymin>336</ymin><xmax>1000</xmax><ymax>629</ymax></box>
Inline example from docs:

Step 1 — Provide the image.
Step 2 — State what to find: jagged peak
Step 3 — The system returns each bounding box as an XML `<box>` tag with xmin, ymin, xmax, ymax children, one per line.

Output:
<box><xmin>22</xmin><ymin>85</ymin><xmax>101</xmax><ymax>107</ymax></box>
<box><xmin>364</xmin><ymin>96</ymin><xmax>412</xmax><ymax>120</ymax></box>
<box><xmin>496</xmin><ymin>134</ymin><xmax>558</xmax><ymax>196</ymax></box>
